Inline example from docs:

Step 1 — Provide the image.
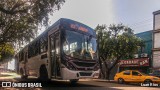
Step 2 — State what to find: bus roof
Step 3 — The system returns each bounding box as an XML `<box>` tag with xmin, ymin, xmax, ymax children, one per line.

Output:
<box><xmin>48</xmin><ymin>18</ymin><xmax>96</xmax><ymax>36</ymax></box>
<box><xmin>16</xmin><ymin>18</ymin><xmax>96</xmax><ymax>54</ymax></box>
<box><xmin>32</xmin><ymin>18</ymin><xmax>96</xmax><ymax>42</ymax></box>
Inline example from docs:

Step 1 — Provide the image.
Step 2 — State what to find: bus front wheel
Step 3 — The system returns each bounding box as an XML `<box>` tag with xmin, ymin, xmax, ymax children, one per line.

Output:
<box><xmin>70</xmin><ymin>79</ymin><xmax>79</xmax><ymax>84</ymax></box>
<box><xmin>38</xmin><ymin>66</ymin><xmax>50</xmax><ymax>82</ymax></box>
<box><xmin>20</xmin><ymin>69</ymin><xmax>28</xmax><ymax>79</ymax></box>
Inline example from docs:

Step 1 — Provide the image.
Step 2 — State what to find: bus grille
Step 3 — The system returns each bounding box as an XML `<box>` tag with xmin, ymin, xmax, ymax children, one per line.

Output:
<box><xmin>79</xmin><ymin>72</ymin><xmax>92</xmax><ymax>76</ymax></box>
<box><xmin>73</xmin><ymin>62</ymin><xmax>96</xmax><ymax>67</ymax></box>
<box><xmin>77</xmin><ymin>68</ymin><xmax>93</xmax><ymax>71</ymax></box>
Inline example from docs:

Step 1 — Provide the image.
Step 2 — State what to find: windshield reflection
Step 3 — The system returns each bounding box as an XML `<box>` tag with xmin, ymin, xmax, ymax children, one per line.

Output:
<box><xmin>63</xmin><ymin>30</ymin><xmax>97</xmax><ymax>60</ymax></box>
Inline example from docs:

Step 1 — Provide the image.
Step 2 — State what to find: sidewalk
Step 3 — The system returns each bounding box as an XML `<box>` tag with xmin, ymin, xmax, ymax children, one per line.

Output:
<box><xmin>0</xmin><ymin>72</ymin><xmax>20</xmax><ymax>80</ymax></box>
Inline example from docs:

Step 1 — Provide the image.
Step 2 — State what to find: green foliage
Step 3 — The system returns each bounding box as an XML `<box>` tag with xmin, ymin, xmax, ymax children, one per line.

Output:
<box><xmin>95</xmin><ymin>24</ymin><xmax>144</xmax><ymax>79</ymax></box>
<box><xmin>117</xmin><ymin>32</ymin><xmax>143</xmax><ymax>59</ymax></box>
<box><xmin>96</xmin><ymin>24</ymin><xmax>143</xmax><ymax>61</ymax></box>
<box><xmin>95</xmin><ymin>25</ymin><xmax>113</xmax><ymax>61</ymax></box>
<box><xmin>0</xmin><ymin>43</ymin><xmax>14</xmax><ymax>61</ymax></box>
<box><xmin>0</xmin><ymin>0</ymin><xmax>65</xmax><ymax>61</ymax></box>
<box><xmin>0</xmin><ymin>0</ymin><xmax>65</xmax><ymax>44</ymax></box>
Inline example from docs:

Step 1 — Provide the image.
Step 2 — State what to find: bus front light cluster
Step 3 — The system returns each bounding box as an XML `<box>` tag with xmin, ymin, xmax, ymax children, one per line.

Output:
<box><xmin>77</xmin><ymin>73</ymin><xmax>79</xmax><ymax>77</ymax></box>
<box><xmin>66</xmin><ymin>62</ymin><xmax>76</xmax><ymax>70</ymax></box>
<box><xmin>94</xmin><ymin>64</ymin><xmax>100</xmax><ymax>71</ymax></box>
<box><xmin>93</xmin><ymin>73</ymin><xmax>99</xmax><ymax>78</ymax></box>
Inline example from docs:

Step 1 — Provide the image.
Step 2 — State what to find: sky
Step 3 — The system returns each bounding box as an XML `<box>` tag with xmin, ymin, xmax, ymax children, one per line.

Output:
<box><xmin>39</xmin><ymin>0</ymin><xmax>160</xmax><ymax>34</ymax></box>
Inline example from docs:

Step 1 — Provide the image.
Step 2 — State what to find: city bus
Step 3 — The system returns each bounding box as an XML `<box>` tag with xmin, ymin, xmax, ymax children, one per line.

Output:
<box><xmin>15</xmin><ymin>18</ymin><xmax>100</xmax><ymax>83</ymax></box>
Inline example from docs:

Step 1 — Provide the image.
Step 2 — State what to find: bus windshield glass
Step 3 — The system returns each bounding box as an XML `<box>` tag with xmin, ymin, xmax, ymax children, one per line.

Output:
<box><xmin>63</xmin><ymin>30</ymin><xmax>97</xmax><ymax>60</ymax></box>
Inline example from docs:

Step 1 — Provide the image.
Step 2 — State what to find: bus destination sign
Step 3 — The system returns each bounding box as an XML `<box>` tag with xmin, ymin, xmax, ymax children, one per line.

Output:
<box><xmin>70</xmin><ymin>24</ymin><xmax>88</xmax><ymax>32</ymax></box>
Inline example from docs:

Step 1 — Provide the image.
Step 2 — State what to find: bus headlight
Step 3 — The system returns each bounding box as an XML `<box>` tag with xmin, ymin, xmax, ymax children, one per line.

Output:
<box><xmin>93</xmin><ymin>73</ymin><xmax>99</xmax><ymax>77</ymax></box>
<box><xmin>94</xmin><ymin>64</ymin><xmax>100</xmax><ymax>71</ymax></box>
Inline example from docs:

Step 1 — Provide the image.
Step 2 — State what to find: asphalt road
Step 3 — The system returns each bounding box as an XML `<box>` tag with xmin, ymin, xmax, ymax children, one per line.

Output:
<box><xmin>0</xmin><ymin>72</ymin><xmax>160</xmax><ymax>90</ymax></box>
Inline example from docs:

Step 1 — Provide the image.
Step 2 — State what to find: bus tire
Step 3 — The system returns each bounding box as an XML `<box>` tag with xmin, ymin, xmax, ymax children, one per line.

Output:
<box><xmin>38</xmin><ymin>66</ymin><xmax>50</xmax><ymax>82</ymax></box>
<box><xmin>22</xmin><ymin>75</ymin><xmax>28</xmax><ymax>79</ymax></box>
<box><xmin>70</xmin><ymin>79</ymin><xmax>79</xmax><ymax>84</ymax></box>
<box><xmin>20</xmin><ymin>68</ymin><xmax>28</xmax><ymax>79</ymax></box>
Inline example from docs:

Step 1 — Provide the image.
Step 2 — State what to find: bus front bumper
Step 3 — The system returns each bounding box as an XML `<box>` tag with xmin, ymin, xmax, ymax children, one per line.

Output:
<box><xmin>61</xmin><ymin>68</ymin><xmax>100</xmax><ymax>80</ymax></box>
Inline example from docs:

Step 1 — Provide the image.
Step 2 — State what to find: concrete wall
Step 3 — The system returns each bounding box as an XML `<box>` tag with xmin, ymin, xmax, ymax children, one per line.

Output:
<box><xmin>153</xmin><ymin>10</ymin><xmax>160</xmax><ymax>69</ymax></box>
<box><xmin>153</xmin><ymin>51</ymin><xmax>160</xmax><ymax>68</ymax></box>
<box><xmin>154</xmin><ymin>32</ymin><xmax>160</xmax><ymax>48</ymax></box>
<box><xmin>154</xmin><ymin>14</ymin><xmax>160</xmax><ymax>30</ymax></box>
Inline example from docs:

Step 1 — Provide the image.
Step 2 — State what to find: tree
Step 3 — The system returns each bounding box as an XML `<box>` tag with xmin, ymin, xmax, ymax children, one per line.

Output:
<box><xmin>0</xmin><ymin>43</ymin><xmax>14</xmax><ymax>61</ymax></box>
<box><xmin>0</xmin><ymin>0</ymin><xmax>65</xmax><ymax>61</ymax></box>
<box><xmin>95</xmin><ymin>24</ymin><xmax>144</xmax><ymax>79</ymax></box>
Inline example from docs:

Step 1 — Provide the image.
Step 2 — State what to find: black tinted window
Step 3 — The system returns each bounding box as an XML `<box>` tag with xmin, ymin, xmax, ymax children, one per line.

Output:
<box><xmin>123</xmin><ymin>71</ymin><xmax>130</xmax><ymax>75</ymax></box>
<box><xmin>40</xmin><ymin>34</ymin><xmax>48</xmax><ymax>53</ymax></box>
<box><xmin>132</xmin><ymin>71</ymin><xmax>140</xmax><ymax>76</ymax></box>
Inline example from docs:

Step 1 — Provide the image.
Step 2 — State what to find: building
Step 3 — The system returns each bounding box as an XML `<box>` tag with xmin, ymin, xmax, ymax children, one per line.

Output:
<box><xmin>108</xmin><ymin>30</ymin><xmax>153</xmax><ymax>80</ymax></box>
<box><xmin>118</xmin><ymin>30</ymin><xmax>153</xmax><ymax>74</ymax></box>
<box><xmin>153</xmin><ymin>10</ymin><xmax>160</xmax><ymax>71</ymax></box>
<box><xmin>0</xmin><ymin>59</ymin><xmax>16</xmax><ymax>71</ymax></box>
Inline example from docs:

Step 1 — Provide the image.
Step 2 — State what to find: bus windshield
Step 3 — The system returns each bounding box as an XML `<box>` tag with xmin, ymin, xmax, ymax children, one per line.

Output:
<box><xmin>63</xmin><ymin>30</ymin><xmax>97</xmax><ymax>60</ymax></box>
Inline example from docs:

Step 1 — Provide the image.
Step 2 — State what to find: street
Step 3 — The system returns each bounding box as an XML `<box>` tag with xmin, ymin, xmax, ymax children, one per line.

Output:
<box><xmin>0</xmin><ymin>71</ymin><xmax>160</xmax><ymax>90</ymax></box>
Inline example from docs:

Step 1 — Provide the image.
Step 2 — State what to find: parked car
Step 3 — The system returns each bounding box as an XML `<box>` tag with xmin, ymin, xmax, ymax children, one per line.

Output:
<box><xmin>149</xmin><ymin>70</ymin><xmax>160</xmax><ymax>78</ymax></box>
<box><xmin>114</xmin><ymin>70</ymin><xmax>160</xmax><ymax>84</ymax></box>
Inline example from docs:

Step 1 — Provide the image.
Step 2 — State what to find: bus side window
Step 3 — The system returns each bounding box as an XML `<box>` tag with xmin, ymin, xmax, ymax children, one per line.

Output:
<box><xmin>40</xmin><ymin>34</ymin><xmax>48</xmax><ymax>53</ymax></box>
<box><xmin>19</xmin><ymin>53</ymin><xmax>21</xmax><ymax>61</ymax></box>
<box><xmin>28</xmin><ymin>45</ymin><xmax>32</xmax><ymax>58</ymax></box>
<box><xmin>56</xmin><ymin>38</ymin><xmax>60</xmax><ymax>55</ymax></box>
<box><xmin>28</xmin><ymin>40</ymin><xmax>40</xmax><ymax>58</ymax></box>
<box><xmin>29</xmin><ymin>44</ymin><xmax>34</xmax><ymax>58</ymax></box>
<box><xmin>34</xmin><ymin>40</ymin><xmax>40</xmax><ymax>55</ymax></box>
<box><xmin>19</xmin><ymin>51</ymin><xmax>24</xmax><ymax>62</ymax></box>
<box><xmin>18</xmin><ymin>54</ymin><xmax>20</xmax><ymax>61</ymax></box>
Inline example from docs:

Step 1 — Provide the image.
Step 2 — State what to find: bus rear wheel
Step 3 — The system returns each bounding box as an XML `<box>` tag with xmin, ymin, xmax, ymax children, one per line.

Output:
<box><xmin>20</xmin><ymin>69</ymin><xmax>28</xmax><ymax>79</ymax></box>
<box><xmin>70</xmin><ymin>79</ymin><xmax>79</xmax><ymax>84</ymax></box>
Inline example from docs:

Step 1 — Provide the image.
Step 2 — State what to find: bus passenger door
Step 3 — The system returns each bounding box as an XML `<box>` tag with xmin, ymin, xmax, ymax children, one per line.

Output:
<box><xmin>49</xmin><ymin>32</ymin><xmax>60</xmax><ymax>78</ymax></box>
